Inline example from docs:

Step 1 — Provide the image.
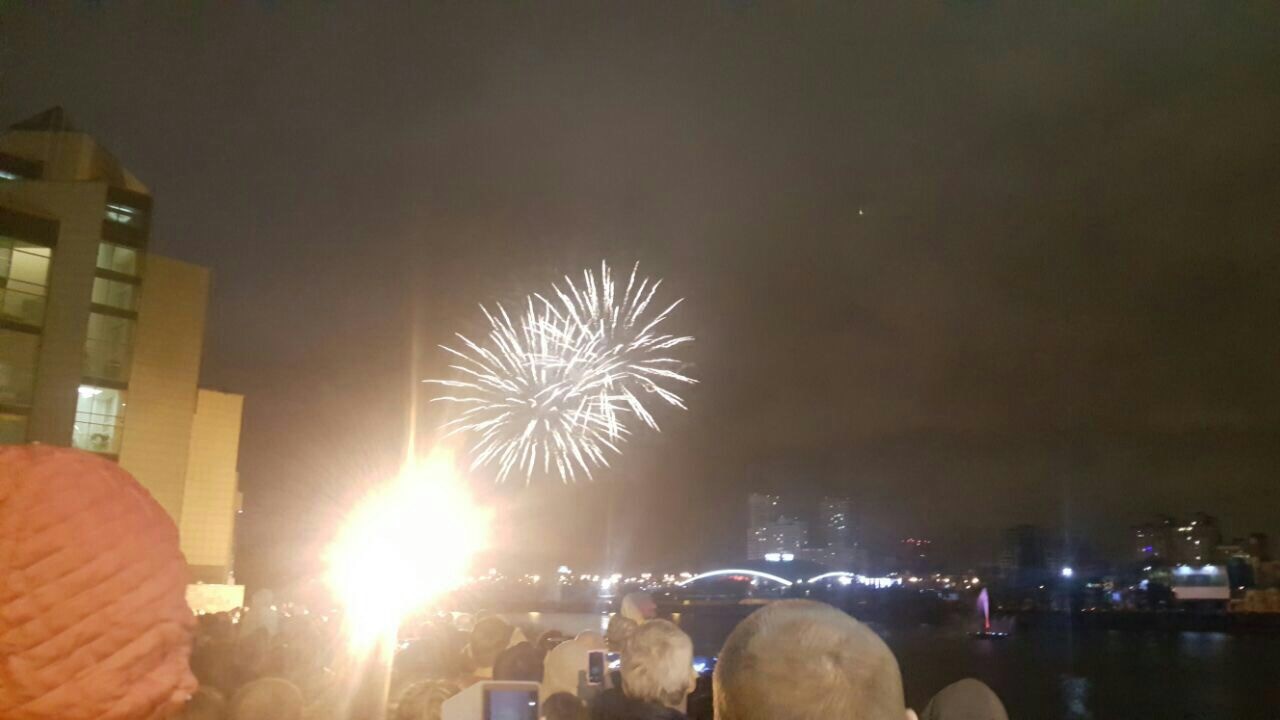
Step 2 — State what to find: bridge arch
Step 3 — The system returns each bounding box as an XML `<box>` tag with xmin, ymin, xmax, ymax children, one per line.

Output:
<box><xmin>807</xmin><ymin>571</ymin><xmax>856</xmax><ymax>583</ymax></box>
<box><xmin>676</xmin><ymin>568</ymin><xmax>794</xmax><ymax>587</ymax></box>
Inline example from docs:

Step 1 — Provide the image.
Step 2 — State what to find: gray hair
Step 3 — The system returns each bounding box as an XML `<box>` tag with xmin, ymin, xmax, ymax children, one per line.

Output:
<box><xmin>622</xmin><ymin>619</ymin><xmax>696</xmax><ymax>707</ymax></box>
<box><xmin>714</xmin><ymin>600</ymin><xmax>907</xmax><ymax>720</ymax></box>
<box><xmin>230</xmin><ymin>678</ymin><xmax>303</xmax><ymax>720</ymax></box>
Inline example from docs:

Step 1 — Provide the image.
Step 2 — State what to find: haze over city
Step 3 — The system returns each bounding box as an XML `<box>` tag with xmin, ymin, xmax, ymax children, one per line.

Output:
<box><xmin>4</xmin><ymin>3</ymin><xmax>1278</xmax><ymax>590</ymax></box>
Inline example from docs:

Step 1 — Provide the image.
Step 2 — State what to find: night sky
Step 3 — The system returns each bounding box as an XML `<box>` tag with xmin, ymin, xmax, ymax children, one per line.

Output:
<box><xmin>5</xmin><ymin>3</ymin><xmax>1279</xmax><ymax>587</ymax></box>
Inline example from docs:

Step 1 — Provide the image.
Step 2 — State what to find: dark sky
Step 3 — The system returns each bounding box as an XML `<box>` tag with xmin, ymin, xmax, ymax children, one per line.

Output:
<box><xmin>5</xmin><ymin>3</ymin><xmax>1279</xmax><ymax>586</ymax></box>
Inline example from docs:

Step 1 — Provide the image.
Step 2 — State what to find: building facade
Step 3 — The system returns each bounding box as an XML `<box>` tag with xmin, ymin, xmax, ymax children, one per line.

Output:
<box><xmin>747</xmin><ymin>492</ymin><xmax>861</xmax><ymax>568</ymax></box>
<box><xmin>0</xmin><ymin>108</ymin><xmax>242</xmax><ymax>583</ymax></box>
<box><xmin>1133</xmin><ymin>513</ymin><xmax>1224</xmax><ymax>567</ymax></box>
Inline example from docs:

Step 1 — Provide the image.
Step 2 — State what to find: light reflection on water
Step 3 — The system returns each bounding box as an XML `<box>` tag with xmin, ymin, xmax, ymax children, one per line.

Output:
<box><xmin>497</xmin><ymin>610</ymin><xmax>1280</xmax><ymax>720</ymax></box>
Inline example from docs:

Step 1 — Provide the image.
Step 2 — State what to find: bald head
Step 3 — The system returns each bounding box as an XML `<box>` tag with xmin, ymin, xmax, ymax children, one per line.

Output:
<box><xmin>714</xmin><ymin>600</ymin><xmax>908</xmax><ymax>720</ymax></box>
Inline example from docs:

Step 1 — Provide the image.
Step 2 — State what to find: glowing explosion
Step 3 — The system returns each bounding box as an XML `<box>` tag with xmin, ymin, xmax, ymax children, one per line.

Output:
<box><xmin>428</xmin><ymin>262</ymin><xmax>695</xmax><ymax>483</ymax></box>
<box><xmin>326</xmin><ymin>452</ymin><xmax>490</xmax><ymax>648</ymax></box>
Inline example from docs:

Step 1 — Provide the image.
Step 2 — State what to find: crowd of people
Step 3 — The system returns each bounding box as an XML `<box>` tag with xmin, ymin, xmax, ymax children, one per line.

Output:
<box><xmin>176</xmin><ymin>592</ymin><xmax>1008</xmax><ymax>720</ymax></box>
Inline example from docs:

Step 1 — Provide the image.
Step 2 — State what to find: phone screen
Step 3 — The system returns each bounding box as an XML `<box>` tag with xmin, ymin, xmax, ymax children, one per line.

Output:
<box><xmin>484</xmin><ymin>688</ymin><xmax>538</xmax><ymax>720</ymax></box>
<box><xmin>587</xmin><ymin>650</ymin><xmax>606</xmax><ymax>684</ymax></box>
<box><xmin>693</xmin><ymin>656</ymin><xmax>717</xmax><ymax>677</ymax></box>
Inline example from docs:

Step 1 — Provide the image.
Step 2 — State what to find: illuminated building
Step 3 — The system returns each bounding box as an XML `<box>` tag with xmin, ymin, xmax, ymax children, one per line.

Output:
<box><xmin>747</xmin><ymin>493</ymin><xmax>782</xmax><ymax>560</ymax></box>
<box><xmin>1134</xmin><ymin>513</ymin><xmax>1222</xmax><ymax>566</ymax></box>
<box><xmin>1133</xmin><ymin>515</ymin><xmax>1177</xmax><ymax>563</ymax></box>
<box><xmin>819</xmin><ymin>496</ymin><xmax>856</xmax><ymax>568</ymax></box>
<box><xmin>0</xmin><ymin>108</ymin><xmax>243</xmax><ymax>583</ymax></box>
<box><xmin>1176</xmin><ymin>512</ymin><xmax>1221</xmax><ymax>565</ymax></box>
<box><xmin>901</xmin><ymin>536</ymin><xmax>933</xmax><ymax>573</ymax></box>
<box><xmin>746</xmin><ymin>492</ymin><xmax>810</xmax><ymax>560</ymax></box>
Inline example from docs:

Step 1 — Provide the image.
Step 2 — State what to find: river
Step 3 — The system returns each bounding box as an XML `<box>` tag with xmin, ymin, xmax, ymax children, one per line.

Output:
<box><xmin>498</xmin><ymin>608</ymin><xmax>1280</xmax><ymax>719</ymax></box>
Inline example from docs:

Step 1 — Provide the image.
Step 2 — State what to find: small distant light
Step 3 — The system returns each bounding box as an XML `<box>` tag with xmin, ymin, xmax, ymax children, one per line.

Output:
<box><xmin>971</xmin><ymin>577</ymin><xmax>981</xmax><ymax>585</ymax></box>
<box><xmin>1061</xmin><ymin>567</ymin><xmax>1074</xmax><ymax>578</ymax></box>
<box><xmin>558</xmin><ymin>565</ymin><xmax>571</xmax><ymax>574</ymax></box>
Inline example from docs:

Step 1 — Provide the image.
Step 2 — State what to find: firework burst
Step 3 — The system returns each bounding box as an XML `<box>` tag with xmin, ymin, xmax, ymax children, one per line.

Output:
<box><xmin>428</xmin><ymin>262</ymin><xmax>695</xmax><ymax>483</ymax></box>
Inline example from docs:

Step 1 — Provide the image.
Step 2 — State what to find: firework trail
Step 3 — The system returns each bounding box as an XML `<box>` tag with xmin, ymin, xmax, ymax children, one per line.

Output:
<box><xmin>428</xmin><ymin>262</ymin><xmax>695</xmax><ymax>483</ymax></box>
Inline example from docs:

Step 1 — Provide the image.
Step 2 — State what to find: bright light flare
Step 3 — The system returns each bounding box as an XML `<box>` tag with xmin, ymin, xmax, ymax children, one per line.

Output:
<box><xmin>326</xmin><ymin>453</ymin><xmax>490</xmax><ymax>648</ymax></box>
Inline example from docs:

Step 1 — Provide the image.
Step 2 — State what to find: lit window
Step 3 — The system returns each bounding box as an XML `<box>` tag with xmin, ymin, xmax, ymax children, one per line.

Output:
<box><xmin>0</xmin><ymin>239</ymin><xmax>52</xmax><ymax>326</ymax></box>
<box><xmin>105</xmin><ymin>203</ymin><xmax>141</xmax><ymax>226</ymax></box>
<box><xmin>0</xmin><ymin>329</ymin><xmax>40</xmax><ymax>409</ymax></box>
<box><xmin>73</xmin><ymin>385</ymin><xmax>125</xmax><ymax>454</ymax></box>
<box><xmin>91</xmin><ymin>277</ymin><xmax>138</xmax><ymax>312</ymax></box>
<box><xmin>83</xmin><ymin>312</ymin><xmax>135</xmax><ymax>383</ymax></box>
<box><xmin>96</xmin><ymin>243</ymin><xmax>141</xmax><ymax>277</ymax></box>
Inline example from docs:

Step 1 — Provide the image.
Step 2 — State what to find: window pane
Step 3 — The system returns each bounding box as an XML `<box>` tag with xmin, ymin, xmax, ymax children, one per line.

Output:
<box><xmin>0</xmin><ymin>239</ymin><xmax>51</xmax><ymax>326</ymax></box>
<box><xmin>0</xmin><ymin>328</ymin><xmax>40</xmax><ymax>407</ymax></box>
<box><xmin>105</xmin><ymin>203</ymin><xmax>145</xmax><ymax>228</ymax></box>
<box><xmin>83</xmin><ymin>312</ymin><xmax>134</xmax><ymax>383</ymax></box>
<box><xmin>91</xmin><ymin>277</ymin><xmax>138</xmax><ymax>312</ymax></box>
<box><xmin>0</xmin><ymin>412</ymin><xmax>27</xmax><ymax>444</ymax></box>
<box><xmin>73</xmin><ymin>385</ymin><xmax>125</xmax><ymax>454</ymax></box>
<box><xmin>96</xmin><ymin>243</ymin><xmax>140</xmax><ymax>277</ymax></box>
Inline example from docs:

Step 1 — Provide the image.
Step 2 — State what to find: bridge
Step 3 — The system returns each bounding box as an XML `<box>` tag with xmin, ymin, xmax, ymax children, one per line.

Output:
<box><xmin>675</xmin><ymin>568</ymin><xmax>902</xmax><ymax>589</ymax></box>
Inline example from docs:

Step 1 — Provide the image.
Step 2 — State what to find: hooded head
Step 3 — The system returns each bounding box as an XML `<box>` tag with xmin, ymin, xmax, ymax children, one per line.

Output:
<box><xmin>714</xmin><ymin>600</ymin><xmax>915</xmax><ymax>720</ymax></box>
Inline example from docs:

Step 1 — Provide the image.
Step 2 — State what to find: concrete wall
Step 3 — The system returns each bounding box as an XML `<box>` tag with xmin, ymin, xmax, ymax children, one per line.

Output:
<box><xmin>0</xmin><ymin>130</ymin><xmax>148</xmax><ymax>192</ymax></box>
<box><xmin>118</xmin><ymin>255</ymin><xmax>208</xmax><ymax>519</ymax></box>
<box><xmin>180</xmin><ymin>389</ymin><xmax>244</xmax><ymax>582</ymax></box>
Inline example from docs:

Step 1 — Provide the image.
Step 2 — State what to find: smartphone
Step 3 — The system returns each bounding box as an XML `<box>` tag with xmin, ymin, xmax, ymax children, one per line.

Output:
<box><xmin>587</xmin><ymin>650</ymin><xmax>606</xmax><ymax>685</ymax></box>
<box><xmin>484</xmin><ymin>687</ymin><xmax>538</xmax><ymax>720</ymax></box>
<box><xmin>606</xmin><ymin>652</ymin><xmax>621</xmax><ymax>671</ymax></box>
<box><xmin>692</xmin><ymin>655</ymin><xmax>717</xmax><ymax>677</ymax></box>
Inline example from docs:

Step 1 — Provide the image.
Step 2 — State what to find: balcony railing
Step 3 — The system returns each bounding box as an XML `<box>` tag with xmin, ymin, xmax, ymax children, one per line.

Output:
<box><xmin>72</xmin><ymin>412</ymin><xmax>124</xmax><ymax>455</ymax></box>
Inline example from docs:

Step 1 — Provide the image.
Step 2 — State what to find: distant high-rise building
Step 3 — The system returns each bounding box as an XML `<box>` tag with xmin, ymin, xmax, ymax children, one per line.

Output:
<box><xmin>901</xmin><ymin>537</ymin><xmax>933</xmax><ymax>573</ymax></box>
<box><xmin>769</xmin><ymin>516</ymin><xmax>809</xmax><ymax>555</ymax></box>
<box><xmin>999</xmin><ymin>524</ymin><xmax>1048</xmax><ymax>585</ymax></box>
<box><xmin>819</xmin><ymin>496</ymin><xmax>856</xmax><ymax>569</ymax></box>
<box><xmin>1133</xmin><ymin>515</ymin><xmax>1177</xmax><ymax>563</ymax></box>
<box><xmin>1176</xmin><ymin>512</ymin><xmax>1221</xmax><ymax>565</ymax></box>
<box><xmin>747</xmin><ymin>493</ymin><xmax>782</xmax><ymax>560</ymax></box>
<box><xmin>1246</xmin><ymin>533</ymin><xmax>1270</xmax><ymax>563</ymax></box>
<box><xmin>0</xmin><ymin>107</ymin><xmax>243</xmax><ymax>583</ymax></box>
<box><xmin>1135</xmin><ymin>513</ymin><xmax>1225</xmax><ymax>566</ymax></box>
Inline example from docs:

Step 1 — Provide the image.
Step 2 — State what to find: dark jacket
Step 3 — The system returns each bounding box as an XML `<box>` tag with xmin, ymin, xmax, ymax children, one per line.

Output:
<box><xmin>589</xmin><ymin>687</ymin><xmax>688</xmax><ymax>720</ymax></box>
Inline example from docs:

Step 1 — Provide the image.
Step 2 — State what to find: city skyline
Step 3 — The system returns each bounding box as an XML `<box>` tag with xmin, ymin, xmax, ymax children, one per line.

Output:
<box><xmin>4</xmin><ymin>4</ymin><xmax>1278</xmax><ymax>588</ymax></box>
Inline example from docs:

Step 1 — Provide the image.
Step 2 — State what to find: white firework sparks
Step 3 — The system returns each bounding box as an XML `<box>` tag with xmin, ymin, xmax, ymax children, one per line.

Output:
<box><xmin>428</xmin><ymin>262</ymin><xmax>695</xmax><ymax>483</ymax></box>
